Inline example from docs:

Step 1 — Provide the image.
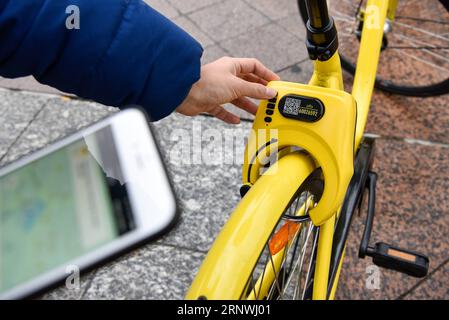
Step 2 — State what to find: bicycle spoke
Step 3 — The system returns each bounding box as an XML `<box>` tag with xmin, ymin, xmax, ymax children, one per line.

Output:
<box><xmin>268</xmin><ymin>245</ymin><xmax>283</xmax><ymax>299</ymax></box>
<box><xmin>391</xmin><ymin>33</ymin><xmax>449</xmax><ymax>62</ymax></box>
<box><xmin>396</xmin><ymin>16</ymin><xmax>449</xmax><ymax>25</ymax></box>
<box><xmin>302</xmin><ymin>228</ymin><xmax>319</xmax><ymax>300</ymax></box>
<box><xmin>249</xmin><ymin>273</ymin><xmax>258</xmax><ymax>300</ymax></box>
<box><xmin>394</xmin><ymin>20</ymin><xmax>449</xmax><ymax>43</ymax></box>
<box><xmin>256</xmin><ymin>252</ymin><xmax>270</xmax><ymax>300</ymax></box>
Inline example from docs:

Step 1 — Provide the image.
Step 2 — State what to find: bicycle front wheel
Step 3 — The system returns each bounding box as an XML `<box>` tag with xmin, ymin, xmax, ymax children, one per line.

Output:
<box><xmin>186</xmin><ymin>152</ymin><xmax>327</xmax><ymax>300</ymax></box>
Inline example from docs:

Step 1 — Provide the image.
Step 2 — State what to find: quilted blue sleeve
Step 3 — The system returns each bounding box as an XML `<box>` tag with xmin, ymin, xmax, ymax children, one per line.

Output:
<box><xmin>0</xmin><ymin>0</ymin><xmax>203</xmax><ymax>120</ymax></box>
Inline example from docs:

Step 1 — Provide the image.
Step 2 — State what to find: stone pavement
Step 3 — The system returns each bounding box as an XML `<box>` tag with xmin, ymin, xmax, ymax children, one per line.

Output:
<box><xmin>0</xmin><ymin>0</ymin><xmax>448</xmax><ymax>299</ymax></box>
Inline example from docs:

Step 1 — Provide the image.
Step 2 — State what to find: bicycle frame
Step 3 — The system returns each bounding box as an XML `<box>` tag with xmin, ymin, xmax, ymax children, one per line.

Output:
<box><xmin>187</xmin><ymin>0</ymin><xmax>395</xmax><ymax>300</ymax></box>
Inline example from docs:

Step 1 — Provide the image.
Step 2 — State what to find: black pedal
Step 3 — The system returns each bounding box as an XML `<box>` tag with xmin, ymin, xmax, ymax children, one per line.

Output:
<box><xmin>358</xmin><ymin>172</ymin><xmax>430</xmax><ymax>278</ymax></box>
<box><xmin>366</xmin><ymin>242</ymin><xmax>429</xmax><ymax>278</ymax></box>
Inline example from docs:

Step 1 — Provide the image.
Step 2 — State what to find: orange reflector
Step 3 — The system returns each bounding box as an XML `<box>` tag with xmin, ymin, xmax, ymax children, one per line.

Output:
<box><xmin>269</xmin><ymin>221</ymin><xmax>301</xmax><ymax>256</ymax></box>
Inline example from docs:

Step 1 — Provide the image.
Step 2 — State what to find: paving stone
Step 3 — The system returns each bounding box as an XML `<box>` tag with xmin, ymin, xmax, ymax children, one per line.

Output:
<box><xmin>277</xmin><ymin>59</ymin><xmax>314</xmax><ymax>83</ymax></box>
<box><xmin>0</xmin><ymin>77</ymin><xmax>64</xmax><ymax>96</ymax></box>
<box><xmin>366</xmin><ymin>92</ymin><xmax>449</xmax><ymax>144</ymax></box>
<box><xmin>82</xmin><ymin>244</ymin><xmax>205</xmax><ymax>300</ymax></box>
<box><xmin>403</xmin><ymin>262</ymin><xmax>449</xmax><ymax>300</ymax></box>
<box><xmin>201</xmin><ymin>45</ymin><xmax>228</xmax><ymax>65</ymax></box>
<box><xmin>220</xmin><ymin>23</ymin><xmax>308</xmax><ymax>72</ymax></box>
<box><xmin>168</xmin><ymin>0</ymin><xmax>222</xmax><ymax>15</ymax></box>
<box><xmin>0</xmin><ymin>89</ymin><xmax>48</xmax><ymax>159</ymax></box>
<box><xmin>152</xmin><ymin>113</ymin><xmax>252</xmax><ymax>252</ymax></box>
<box><xmin>189</xmin><ymin>0</ymin><xmax>270</xmax><ymax>42</ymax></box>
<box><xmin>243</xmin><ymin>0</ymin><xmax>298</xmax><ymax>21</ymax></box>
<box><xmin>275</xmin><ymin>13</ymin><xmax>307</xmax><ymax>40</ymax></box>
<box><xmin>143</xmin><ymin>0</ymin><xmax>179</xmax><ymax>19</ymax></box>
<box><xmin>172</xmin><ymin>16</ymin><xmax>214</xmax><ymax>47</ymax></box>
<box><xmin>0</xmin><ymin>97</ymin><xmax>117</xmax><ymax>166</ymax></box>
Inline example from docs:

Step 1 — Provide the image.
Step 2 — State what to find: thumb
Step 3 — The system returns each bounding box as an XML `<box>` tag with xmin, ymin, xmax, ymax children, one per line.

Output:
<box><xmin>234</xmin><ymin>78</ymin><xmax>277</xmax><ymax>100</ymax></box>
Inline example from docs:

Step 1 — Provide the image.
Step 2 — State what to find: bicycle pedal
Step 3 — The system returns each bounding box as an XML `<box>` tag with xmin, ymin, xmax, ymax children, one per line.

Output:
<box><xmin>366</xmin><ymin>242</ymin><xmax>429</xmax><ymax>278</ymax></box>
<box><xmin>358</xmin><ymin>173</ymin><xmax>429</xmax><ymax>278</ymax></box>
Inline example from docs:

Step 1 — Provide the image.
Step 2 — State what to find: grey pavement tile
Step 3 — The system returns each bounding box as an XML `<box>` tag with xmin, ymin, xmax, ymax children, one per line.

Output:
<box><xmin>0</xmin><ymin>89</ymin><xmax>49</xmax><ymax>159</ymax></box>
<box><xmin>275</xmin><ymin>13</ymin><xmax>307</xmax><ymax>40</ymax></box>
<box><xmin>201</xmin><ymin>45</ymin><xmax>228</xmax><ymax>65</ymax></box>
<box><xmin>0</xmin><ymin>97</ymin><xmax>117</xmax><ymax>166</ymax></box>
<box><xmin>82</xmin><ymin>244</ymin><xmax>205</xmax><ymax>299</ymax></box>
<box><xmin>151</xmin><ymin>113</ymin><xmax>252</xmax><ymax>252</ymax></box>
<box><xmin>188</xmin><ymin>0</ymin><xmax>270</xmax><ymax>42</ymax></box>
<box><xmin>172</xmin><ymin>16</ymin><xmax>214</xmax><ymax>47</ymax></box>
<box><xmin>168</xmin><ymin>0</ymin><xmax>222</xmax><ymax>15</ymax></box>
<box><xmin>0</xmin><ymin>76</ymin><xmax>65</xmax><ymax>96</ymax></box>
<box><xmin>143</xmin><ymin>0</ymin><xmax>179</xmax><ymax>19</ymax></box>
<box><xmin>403</xmin><ymin>262</ymin><xmax>449</xmax><ymax>300</ymax></box>
<box><xmin>220</xmin><ymin>23</ymin><xmax>308</xmax><ymax>72</ymax></box>
<box><xmin>277</xmin><ymin>59</ymin><xmax>314</xmax><ymax>83</ymax></box>
<box><xmin>243</xmin><ymin>0</ymin><xmax>299</xmax><ymax>21</ymax></box>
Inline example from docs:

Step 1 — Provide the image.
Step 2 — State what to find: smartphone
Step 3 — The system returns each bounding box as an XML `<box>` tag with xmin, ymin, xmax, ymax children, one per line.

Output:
<box><xmin>0</xmin><ymin>108</ymin><xmax>178</xmax><ymax>299</ymax></box>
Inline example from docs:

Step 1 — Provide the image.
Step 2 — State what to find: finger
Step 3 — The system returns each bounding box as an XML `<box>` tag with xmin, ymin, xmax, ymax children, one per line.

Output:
<box><xmin>231</xmin><ymin>97</ymin><xmax>259</xmax><ymax>115</ymax></box>
<box><xmin>234</xmin><ymin>78</ymin><xmax>278</xmax><ymax>100</ymax></box>
<box><xmin>208</xmin><ymin>105</ymin><xmax>241</xmax><ymax>124</ymax></box>
<box><xmin>234</xmin><ymin>58</ymin><xmax>280</xmax><ymax>82</ymax></box>
<box><xmin>240</xmin><ymin>73</ymin><xmax>269</xmax><ymax>86</ymax></box>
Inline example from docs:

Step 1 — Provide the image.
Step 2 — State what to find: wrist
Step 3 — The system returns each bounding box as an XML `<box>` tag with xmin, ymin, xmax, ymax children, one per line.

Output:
<box><xmin>176</xmin><ymin>80</ymin><xmax>202</xmax><ymax>115</ymax></box>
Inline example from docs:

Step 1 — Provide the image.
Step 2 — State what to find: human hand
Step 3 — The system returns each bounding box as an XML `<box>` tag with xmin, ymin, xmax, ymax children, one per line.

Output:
<box><xmin>177</xmin><ymin>57</ymin><xmax>280</xmax><ymax>124</ymax></box>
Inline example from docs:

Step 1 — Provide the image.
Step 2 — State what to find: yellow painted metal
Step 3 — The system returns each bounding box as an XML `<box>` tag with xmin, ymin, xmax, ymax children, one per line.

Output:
<box><xmin>309</xmin><ymin>52</ymin><xmax>344</xmax><ymax>90</ymax></box>
<box><xmin>329</xmin><ymin>246</ymin><xmax>346</xmax><ymax>300</ymax></box>
<box><xmin>242</xmin><ymin>81</ymin><xmax>356</xmax><ymax>226</ymax></box>
<box><xmin>312</xmin><ymin>213</ymin><xmax>336</xmax><ymax>299</ymax></box>
<box><xmin>352</xmin><ymin>0</ymin><xmax>389</xmax><ymax>148</ymax></box>
<box><xmin>185</xmin><ymin>152</ymin><xmax>315</xmax><ymax>300</ymax></box>
<box><xmin>387</xmin><ymin>0</ymin><xmax>398</xmax><ymax>21</ymax></box>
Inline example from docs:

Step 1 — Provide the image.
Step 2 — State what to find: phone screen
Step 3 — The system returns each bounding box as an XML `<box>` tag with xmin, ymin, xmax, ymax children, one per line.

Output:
<box><xmin>0</xmin><ymin>125</ymin><xmax>135</xmax><ymax>294</ymax></box>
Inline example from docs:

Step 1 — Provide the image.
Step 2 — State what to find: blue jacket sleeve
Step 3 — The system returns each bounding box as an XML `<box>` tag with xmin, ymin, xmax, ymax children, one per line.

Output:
<box><xmin>0</xmin><ymin>0</ymin><xmax>203</xmax><ymax>121</ymax></box>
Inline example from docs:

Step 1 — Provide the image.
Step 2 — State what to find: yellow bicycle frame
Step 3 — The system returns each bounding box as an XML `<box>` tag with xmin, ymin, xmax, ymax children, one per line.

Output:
<box><xmin>187</xmin><ymin>0</ymin><xmax>393</xmax><ymax>300</ymax></box>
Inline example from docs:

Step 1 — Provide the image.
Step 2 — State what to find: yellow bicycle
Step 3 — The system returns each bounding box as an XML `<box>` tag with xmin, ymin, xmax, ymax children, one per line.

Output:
<box><xmin>186</xmin><ymin>0</ymin><xmax>442</xmax><ymax>300</ymax></box>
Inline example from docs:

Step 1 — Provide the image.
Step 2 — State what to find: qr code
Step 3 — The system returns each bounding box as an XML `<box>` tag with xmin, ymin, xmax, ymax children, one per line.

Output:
<box><xmin>283</xmin><ymin>97</ymin><xmax>301</xmax><ymax>115</ymax></box>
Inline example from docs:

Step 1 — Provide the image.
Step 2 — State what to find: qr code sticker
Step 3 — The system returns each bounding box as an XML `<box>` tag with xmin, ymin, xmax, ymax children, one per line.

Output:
<box><xmin>284</xmin><ymin>97</ymin><xmax>301</xmax><ymax>115</ymax></box>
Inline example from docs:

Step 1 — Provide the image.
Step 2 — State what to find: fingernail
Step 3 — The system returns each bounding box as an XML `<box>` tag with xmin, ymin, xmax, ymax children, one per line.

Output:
<box><xmin>266</xmin><ymin>87</ymin><xmax>277</xmax><ymax>98</ymax></box>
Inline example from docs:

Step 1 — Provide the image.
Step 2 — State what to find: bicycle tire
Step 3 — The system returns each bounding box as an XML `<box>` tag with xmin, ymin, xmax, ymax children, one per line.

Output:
<box><xmin>297</xmin><ymin>0</ymin><xmax>449</xmax><ymax>97</ymax></box>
